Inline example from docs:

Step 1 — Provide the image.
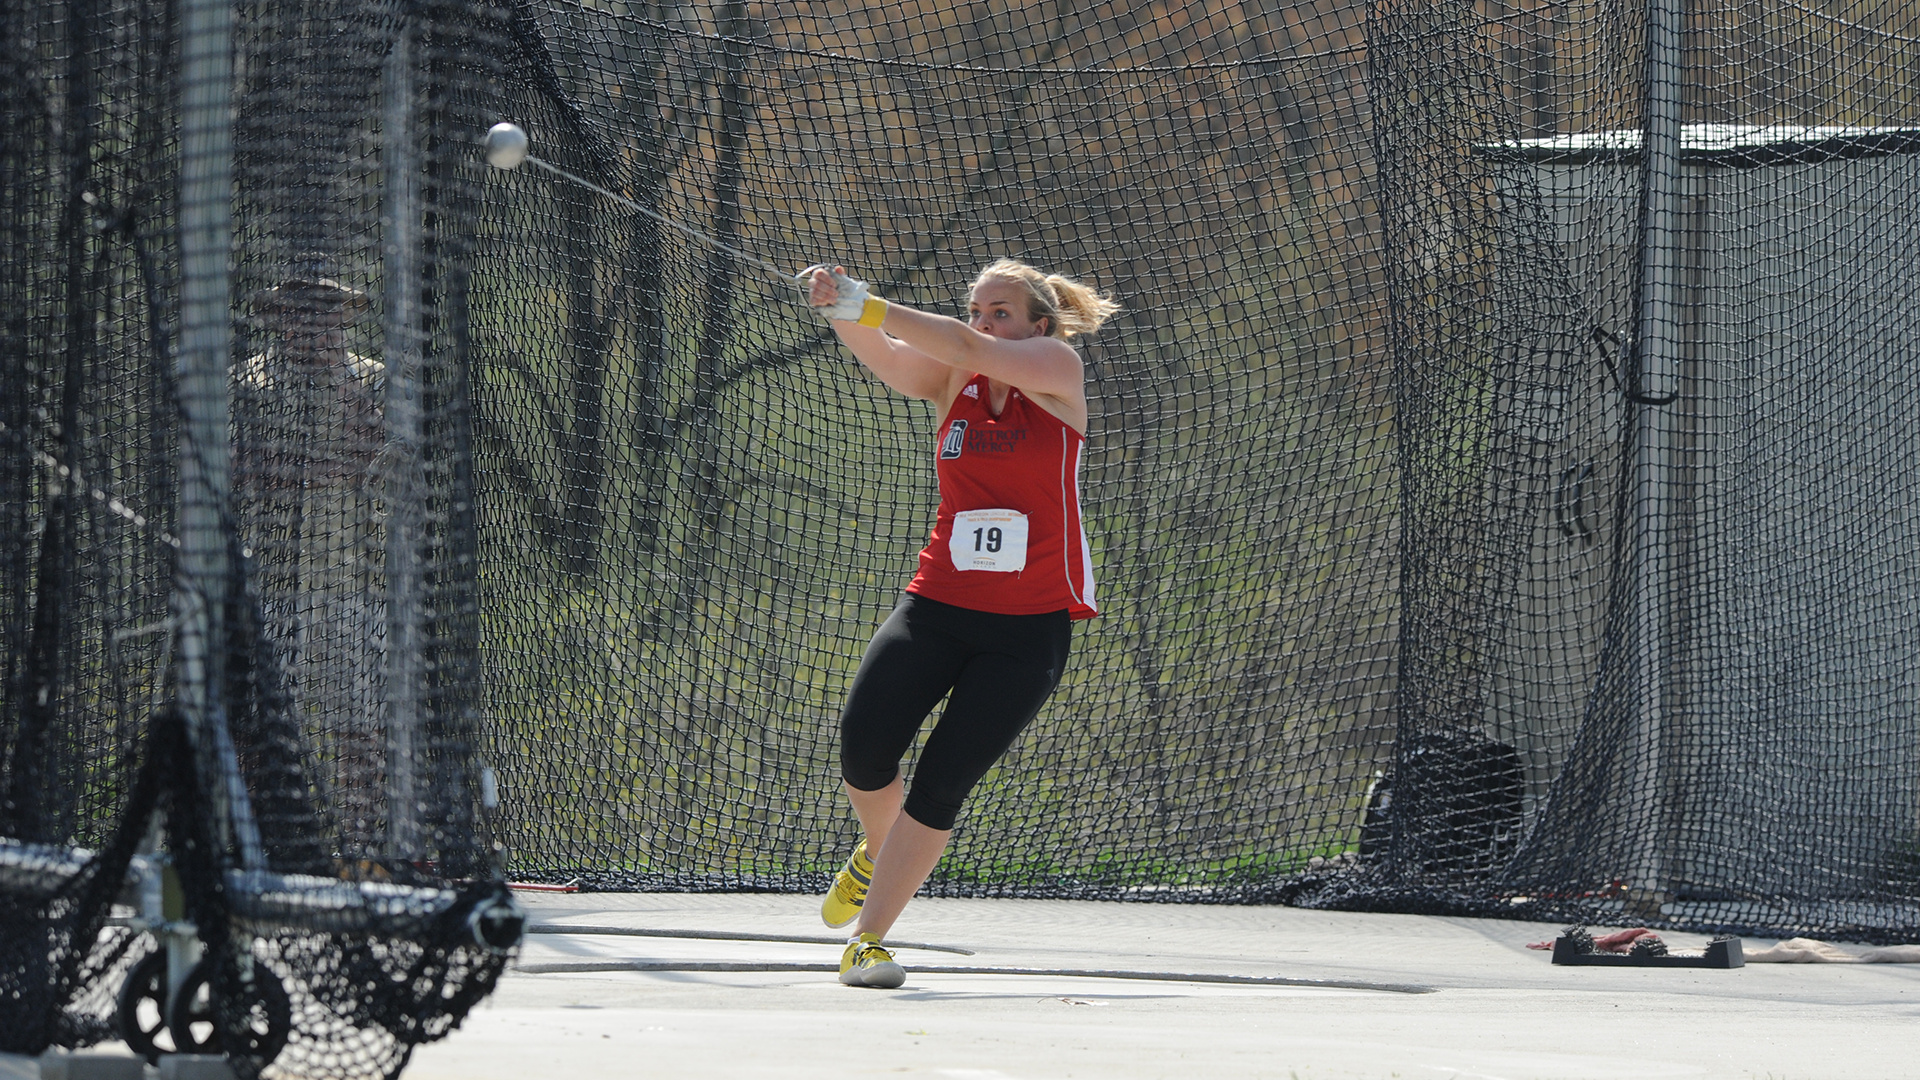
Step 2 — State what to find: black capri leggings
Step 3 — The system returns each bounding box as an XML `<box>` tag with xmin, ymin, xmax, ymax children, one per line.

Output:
<box><xmin>840</xmin><ymin>593</ymin><xmax>1072</xmax><ymax>830</ymax></box>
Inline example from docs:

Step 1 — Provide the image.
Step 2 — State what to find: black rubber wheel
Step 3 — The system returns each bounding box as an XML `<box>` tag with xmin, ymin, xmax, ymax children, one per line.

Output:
<box><xmin>166</xmin><ymin>957</ymin><xmax>293</xmax><ymax>1067</ymax></box>
<box><xmin>114</xmin><ymin>950</ymin><xmax>177</xmax><ymax>1064</ymax></box>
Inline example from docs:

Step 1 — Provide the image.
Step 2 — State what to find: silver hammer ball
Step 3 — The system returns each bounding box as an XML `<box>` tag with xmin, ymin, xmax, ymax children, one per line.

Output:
<box><xmin>485</xmin><ymin>122</ymin><xmax>529</xmax><ymax>170</ymax></box>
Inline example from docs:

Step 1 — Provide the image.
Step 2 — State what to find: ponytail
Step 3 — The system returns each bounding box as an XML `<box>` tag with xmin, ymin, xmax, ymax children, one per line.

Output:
<box><xmin>973</xmin><ymin>258</ymin><xmax>1120</xmax><ymax>340</ymax></box>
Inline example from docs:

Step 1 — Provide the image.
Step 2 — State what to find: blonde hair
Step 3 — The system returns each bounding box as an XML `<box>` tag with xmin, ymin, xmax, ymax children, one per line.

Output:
<box><xmin>972</xmin><ymin>258</ymin><xmax>1120</xmax><ymax>340</ymax></box>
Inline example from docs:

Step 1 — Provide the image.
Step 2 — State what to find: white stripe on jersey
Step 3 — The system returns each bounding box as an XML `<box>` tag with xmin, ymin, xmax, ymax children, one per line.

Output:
<box><xmin>1074</xmin><ymin>440</ymin><xmax>1096</xmax><ymax>611</ymax></box>
<box><xmin>1060</xmin><ymin>431</ymin><xmax>1096</xmax><ymax>613</ymax></box>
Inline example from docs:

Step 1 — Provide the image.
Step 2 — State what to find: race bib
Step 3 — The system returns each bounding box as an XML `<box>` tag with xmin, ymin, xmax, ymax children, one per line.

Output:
<box><xmin>949</xmin><ymin>509</ymin><xmax>1028</xmax><ymax>572</ymax></box>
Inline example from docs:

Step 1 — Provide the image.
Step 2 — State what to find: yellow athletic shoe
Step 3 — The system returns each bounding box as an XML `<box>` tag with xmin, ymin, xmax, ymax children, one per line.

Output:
<box><xmin>839</xmin><ymin>932</ymin><xmax>905</xmax><ymax>988</ymax></box>
<box><xmin>820</xmin><ymin>840</ymin><xmax>873</xmax><ymax>928</ymax></box>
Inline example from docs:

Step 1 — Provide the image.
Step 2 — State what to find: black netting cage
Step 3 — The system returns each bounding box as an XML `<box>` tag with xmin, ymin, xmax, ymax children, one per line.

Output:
<box><xmin>5</xmin><ymin>0</ymin><xmax>1918</xmax><ymax>1071</ymax></box>
<box><xmin>5</xmin><ymin>0</ymin><xmax>524</xmax><ymax>1075</ymax></box>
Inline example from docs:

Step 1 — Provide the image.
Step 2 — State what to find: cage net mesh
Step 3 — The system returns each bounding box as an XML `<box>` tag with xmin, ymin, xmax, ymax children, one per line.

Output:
<box><xmin>473</xmin><ymin>0</ymin><xmax>1919</xmax><ymax>941</ymax></box>
<box><xmin>3</xmin><ymin>0</ymin><xmax>182</xmax><ymax>1054</ymax></box>
<box><xmin>5</xmin><ymin>0</ymin><xmax>519</xmax><ymax>1074</ymax></box>
<box><xmin>1363</xmin><ymin>0</ymin><xmax>1920</xmax><ymax>934</ymax></box>
<box><xmin>474</xmin><ymin>0</ymin><xmax>1394</xmax><ymax>897</ymax></box>
<box><xmin>4</xmin><ymin>0</ymin><xmax>1920</xmax><ymax>1070</ymax></box>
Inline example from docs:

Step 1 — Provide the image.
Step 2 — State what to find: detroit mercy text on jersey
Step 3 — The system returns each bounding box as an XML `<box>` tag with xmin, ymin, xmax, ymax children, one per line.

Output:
<box><xmin>907</xmin><ymin>374</ymin><xmax>1098</xmax><ymax>619</ymax></box>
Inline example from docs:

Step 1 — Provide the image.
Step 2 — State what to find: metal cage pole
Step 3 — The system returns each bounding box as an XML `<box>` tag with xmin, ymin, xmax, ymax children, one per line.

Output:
<box><xmin>175</xmin><ymin>0</ymin><xmax>274</xmax><ymax>1008</ymax></box>
<box><xmin>176</xmin><ymin>0</ymin><xmax>249</xmax><ymax>862</ymax></box>
<box><xmin>1628</xmin><ymin>0</ymin><xmax>1686</xmax><ymax>914</ymax></box>
<box><xmin>382</xmin><ymin>10</ymin><xmax>424</xmax><ymax>861</ymax></box>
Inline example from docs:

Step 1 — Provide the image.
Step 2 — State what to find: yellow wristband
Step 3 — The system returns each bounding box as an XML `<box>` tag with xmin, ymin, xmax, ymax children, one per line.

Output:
<box><xmin>857</xmin><ymin>296</ymin><xmax>889</xmax><ymax>328</ymax></box>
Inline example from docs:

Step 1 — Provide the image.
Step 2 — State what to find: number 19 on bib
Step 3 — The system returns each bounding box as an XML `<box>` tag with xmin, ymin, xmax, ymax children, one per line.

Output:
<box><xmin>949</xmin><ymin>508</ymin><xmax>1029</xmax><ymax>572</ymax></box>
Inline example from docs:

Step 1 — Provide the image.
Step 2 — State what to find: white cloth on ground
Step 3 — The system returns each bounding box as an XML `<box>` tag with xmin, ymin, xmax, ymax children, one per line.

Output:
<box><xmin>1744</xmin><ymin>937</ymin><xmax>1920</xmax><ymax>963</ymax></box>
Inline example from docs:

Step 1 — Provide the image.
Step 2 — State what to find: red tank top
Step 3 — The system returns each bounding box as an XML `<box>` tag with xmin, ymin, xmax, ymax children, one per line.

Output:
<box><xmin>907</xmin><ymin>374</ymin><xmax>1098</xmax><ymax>619</ymax></box>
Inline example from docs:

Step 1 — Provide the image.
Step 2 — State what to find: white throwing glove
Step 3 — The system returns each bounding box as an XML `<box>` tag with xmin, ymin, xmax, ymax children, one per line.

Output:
<box><xmin>795</xmin><ymin>264</ymin><xmax>889</xmax><ymax>327</ymax></box>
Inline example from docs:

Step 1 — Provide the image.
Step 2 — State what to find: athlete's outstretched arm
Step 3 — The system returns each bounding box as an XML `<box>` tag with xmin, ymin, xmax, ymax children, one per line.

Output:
<box><xmin>872</xmin><ymin>301</ymin><xmax>1083</xmax><ymax>402</ymax></box>
<box><xmin>804</xmin><ymin>267</ymin><xmax>958</xmax><ymax>403</ymax></box>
